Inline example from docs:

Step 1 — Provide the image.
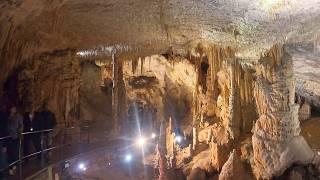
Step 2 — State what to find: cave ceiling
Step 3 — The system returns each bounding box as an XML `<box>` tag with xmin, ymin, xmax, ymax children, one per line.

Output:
<box><xmin>1</xmin><ymin>0</ymin><xmax>320</xmax><ymax>60</ymax></box>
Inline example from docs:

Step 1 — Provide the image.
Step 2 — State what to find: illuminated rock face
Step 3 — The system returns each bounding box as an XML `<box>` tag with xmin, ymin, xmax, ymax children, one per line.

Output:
<box><xmin>1</xmin><ymin>0</ymin><xmax>320</xmax><ymax>98</ymax></box>
<box><xmin>252</xmin><ymin>44</ymin><xmax>314</xmax><ymax>179</ymax></box>
<box><xmin>219</xmin><ymin>150</ymin><xmax>246</xmax><ymax>180</ymax></box>
<box><xmin>299</xmin><ymin>101</ymin><xmax>311</xmax><ymax>122</ymax></box>
<box><xmin>3</xmin><ymin>50</ymin><xmax>81</xmax><ymax>126</ymax></box>
<box><xmin>122</xmin><ymin>55</ymin><xmax>197</xmax><ymax>131</ymax></box>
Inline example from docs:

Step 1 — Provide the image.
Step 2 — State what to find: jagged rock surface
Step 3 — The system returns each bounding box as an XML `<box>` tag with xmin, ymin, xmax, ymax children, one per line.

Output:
<box><xmin>218</xmin><ymin>150</ymin><xmax>247</xmax><ymax>180</ymax></box>
<box><xmin>299</xmin><ymin>101</ymin><xmax>311</xmax><ymax>122</ymax></box>
<box><xmin>3</xmin><ymin>50</ymin><xmax>81</xmax><ymax>126</ymax></box>
<box><xmin>252</xmin><ymin>44</ymin><xmax>314</xmax><ymax>179</ymax></box>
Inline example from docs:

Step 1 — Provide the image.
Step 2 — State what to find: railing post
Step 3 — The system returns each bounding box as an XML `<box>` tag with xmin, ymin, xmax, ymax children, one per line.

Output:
<box><xmin>18</xmin><ymin>132</ymin><xmax>23</xmax><ymax>180</ymax></box>
<box><xmin>87</xmin><ymin>127</ymin><xmax>90</xmax><ymax>144</ymax></box>
<box><xmin>79</xmin><ymin>127</ymin><xmax>81</xmax><ymax>143</ymax></box>
<box><xmin>40</xmin><ymin>132</ymin><xmax>44</xmax><ymax>168</ymax></box>
<box><xmin>60</xmin><ymin>128</ymin><xmax>63</xmax><ymax>161</ymax></box>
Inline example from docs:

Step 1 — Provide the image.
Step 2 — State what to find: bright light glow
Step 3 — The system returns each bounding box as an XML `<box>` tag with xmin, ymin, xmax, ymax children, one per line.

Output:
<box><xmin>78</xmin><ymin>163</ymin><xmax>87</xmax><ymax>171</ymax></box>
<box><xmin>125</xmin><ymin>154</ymin><xmax>132</xmax><ymax>162</ymax></box>
<box><xmin>65</xmin><ymin>162</ymin><xmax>70</xmax><ymax>168</ymax></box>
<box><xmin>175</xmin><ymin>135</ymin><xmax>183</xmax><ymax>143</ymax></box>
<box><xmin>137</xmin><ymin>137</ymin><xmax>146</xmax><ymax>147</ymax></box>
<box><xmin>151</xmin><ymin>133</ymin><xmax>156</xmax><ymax>139</ymax></box>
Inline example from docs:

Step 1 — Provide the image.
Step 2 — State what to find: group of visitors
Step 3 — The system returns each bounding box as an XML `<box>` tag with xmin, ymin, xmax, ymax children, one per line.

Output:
<box><xmin>0</xmin><ymin>102</ymin><xmax>56</xmax><ymax>177</ymax></box>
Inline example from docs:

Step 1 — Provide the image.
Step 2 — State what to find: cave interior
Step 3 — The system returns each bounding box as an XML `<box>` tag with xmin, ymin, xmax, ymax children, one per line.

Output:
<box><xmin>1</xmin><ymin>0</ymin><xmax>320</xmax><ymax>179</ymax></box>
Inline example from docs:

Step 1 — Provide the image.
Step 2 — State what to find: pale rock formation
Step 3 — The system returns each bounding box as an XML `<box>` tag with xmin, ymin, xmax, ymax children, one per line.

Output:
<box><xmin>296</xmin><ymin>80</ymin><xmax>320</xmax><ymax>110</ymax></box>
<box><xmin>122</xmin><ymin>55</ymin><xmax>196</xmax><ymax>130</ymax></box>
<box><xmin>198</xmin><ymin>125</ymin><xmax>213</xmax><ymax>143</ymax></box>
<box><xmin>218</xmin><ymin>150</ymin><xmax>246</xmax><ymax>180</ymax></box>
<box><xmin>299</xmin><ymin>101</ymin><xmax>311</xmax><ymax>121</ymax></box>
<box><xmin>192</xmin><ymin>127</ymin><xmax>198</xmax><ymax>150</ymax></box>
<box><xmin>166</xmin><ymin>117</ymin><xmax>178</xmax><ymax>168</ymax></box>
<box><xmin>187</xmin><ymin>44</ymin><xmax>258</xmax><ymax>174</ymax></box>
<box><xmin>252</xmin><ymin>44</ymin><xmax>314</xmax><ymax>179</ymax></box>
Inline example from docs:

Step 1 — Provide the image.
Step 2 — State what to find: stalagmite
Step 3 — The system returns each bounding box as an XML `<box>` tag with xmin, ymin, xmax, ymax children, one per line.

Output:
<box><xmin>158</xmin><ymin>120</ymin><xmax>168</xmax><ymax>180</ymax></box>
<box><xmin>193</xmin><ymin>127</ymin><xmax>198</xmax><ymax>150</ymax></box>
<box><xmin>252</xmin><ymin>44</ymin><xmax>314</xmax><ymax>179</ymax></box>
<box><xmin>218</xmin><ymin>150</ymin><xmax>246</xmax><ymax>180</ymax></box>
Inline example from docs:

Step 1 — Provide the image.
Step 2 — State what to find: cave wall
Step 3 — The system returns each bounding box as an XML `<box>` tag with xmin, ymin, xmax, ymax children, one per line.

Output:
<box><xmin>0</xmin><ymin>2</ymin><xmax>81</xmax><ymax>127</ymax></box>
<box><xmin>79</xmin><ymin>61</ymin><xmax>112</xmax><ymax>127</ymax></box>
<box><xmin>0</xmin><ymin>0</ymin><xmax>68</xmax><ymax>98</ymax></box>
<box><xmin>122</xmin><ymin>55</ymin><xmax>197</xmax><ymax>133</ymax></box>
<box><xmin>190</xmin><ymin>43</ymin><xmax>256</xmax><ymax>137</ymax></box>
<box><xmin>1</xmin><ymin>50</ymin><xmax>81</xmax><ymax>127</ymax></box>
<box><xmin>153</xmin><ymin>44</ymin><xmax>260</xmax><ymax>179</ymax></box>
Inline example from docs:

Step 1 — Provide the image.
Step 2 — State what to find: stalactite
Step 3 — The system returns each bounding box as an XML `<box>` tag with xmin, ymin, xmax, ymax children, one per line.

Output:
<box><xmin>166</xmin><ymin>117</ymin><xmax>174</xmax><ymax>156</ymax></box>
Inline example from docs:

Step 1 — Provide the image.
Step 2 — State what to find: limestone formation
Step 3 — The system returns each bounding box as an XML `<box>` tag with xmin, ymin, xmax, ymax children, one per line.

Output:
<box><xmin>299</xmin><ymin>101</ymin><xmax>311</xmax><ymax>122</ymax></box>
<box><xmin>218</xmin><ymin>150</ymin><xmax>246</xmax><ymax>180</ymax></box>
<box><xmin>1</xmin><ymin>1</ymin><xmax>320</xmax><ymax>178</ymax></box>
<box><xmin>4</xmin><ymin>50</ymin><xmax>81</xmax><ymax>126</ymax></box>
<box><xmin>210</xmin><ymin>140</ymin><xmax>231</xmax><ymax>171</ymax></box>
<box><xmin>252</xmin><ymin>44</ymin><xmax>314</xmax><ymax>179</ymax></box>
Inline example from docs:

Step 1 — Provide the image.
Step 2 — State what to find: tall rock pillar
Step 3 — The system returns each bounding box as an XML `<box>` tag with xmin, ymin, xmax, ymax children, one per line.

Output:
<box><xmin>252</xmin><ymin>44</ymin><xmax>314</xmax><ymax>179</ymax></box>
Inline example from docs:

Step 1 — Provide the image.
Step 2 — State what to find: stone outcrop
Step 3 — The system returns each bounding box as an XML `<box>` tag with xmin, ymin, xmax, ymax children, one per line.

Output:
<box><xmin>122</xmin><ymin>55</ymin><xmax>197</xmax><ymax>133</ymax></box>
<box><xmin>218</xmin><ymin>150</ymin><xmax>247</xmax><ymax>180</ymax></box>
<box><xmin>252</xmin><ymin>44</ymin><xmax>314</xmax><ymax>179</ymax></box>
<box><xmin>299</xmin><ymin>101</ymin><xmax>311</xmax><ymax>122</ymax></box>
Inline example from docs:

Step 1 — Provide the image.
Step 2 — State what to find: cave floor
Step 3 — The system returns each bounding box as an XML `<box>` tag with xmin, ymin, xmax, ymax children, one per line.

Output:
<box><xmin>5</xmin><ymin>123</ymin><xmax>120</xmax><ymax>180</ymax></box>
<box><xmin>5</xmin><ymin>117</ymin><xmax>320</xmax><ymax>180</ymax></box>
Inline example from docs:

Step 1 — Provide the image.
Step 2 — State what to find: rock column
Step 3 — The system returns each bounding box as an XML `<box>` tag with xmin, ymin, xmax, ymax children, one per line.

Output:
<box><xmin>252</xmin><ymin>44</ymin><xmax>314</xmax><ymax>179</ymax></box>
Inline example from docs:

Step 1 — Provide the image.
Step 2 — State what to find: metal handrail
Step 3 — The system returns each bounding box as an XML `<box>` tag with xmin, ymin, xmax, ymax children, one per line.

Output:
<box><xmin>25</xmin><ymin>139</ymin><xmax>119</xmax><ymax>180</ymax></box>
<box><xmin>0</xmin><ymin>135</ymin><xmax>11</xmax><ymax>141</ymax></box>
<box><xmin>0</xmin><ymin>125</ymin><xmax>93</xmax><ymax>178</ymax></box>
<box><xmin>0</xmin><ymin>125</ymin><xmax>90</xmax><ymax>140</ymax></box>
